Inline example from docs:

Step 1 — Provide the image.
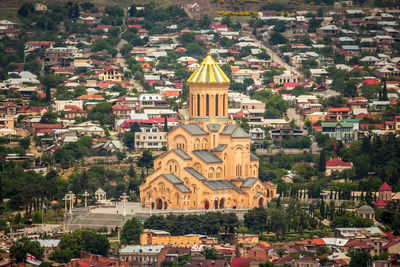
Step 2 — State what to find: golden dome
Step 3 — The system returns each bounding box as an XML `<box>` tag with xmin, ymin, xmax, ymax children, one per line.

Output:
<box><xmin>187</xmin><ymin>49</ymin><xmax>230</xmax><ymax>84</ymax></box>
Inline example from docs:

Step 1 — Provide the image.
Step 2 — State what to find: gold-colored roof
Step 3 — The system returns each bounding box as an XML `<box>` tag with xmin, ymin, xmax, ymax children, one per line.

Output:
<box><xmin>187</xmin><ymin>50</ymin><xmax>230</xmax><ymax>84</ymax></box>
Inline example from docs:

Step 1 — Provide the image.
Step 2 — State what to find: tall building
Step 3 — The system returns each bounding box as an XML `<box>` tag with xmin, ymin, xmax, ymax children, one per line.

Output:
<box><xmin>139</xmin><ymin>49</ymin><xmax>276</xmax><ymax>210</ymax></box>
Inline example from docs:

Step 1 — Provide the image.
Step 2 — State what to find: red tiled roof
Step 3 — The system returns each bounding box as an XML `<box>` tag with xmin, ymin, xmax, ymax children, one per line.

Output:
<box><xmin>150</xmin><ymin>117</ymin><xmax>178</xmax><ymax>124</ymax></box>
<box><xmin>312</xmin><ymin>239</ymin><xmax>326</xmax><ymax>246</ymax></box>
<box><xmin>283</xmin><ymin>82</ymin><xmax>301</xmax><ymax>87</ymax></box>
<box><xmin>78</xmin><ymin>95</ymin><xmax>103</xmax><ymax>100</ymax></box>
<box><xmin>382</xmin><ymin>240</ymin><xmax>400</xmax><ymax>249</ymax></box>
<box><xmin>112</xmin><ymin>104</ymin><xmax>133</xmax><ymax>110</ymax></box>
<box><xmin>362</xmin><ymin>79</ymin><xmax>380</xmax><ymax>85</ymax></box>
<box><xmin>326</xmin><ymin>158</ymin><xmax>352</xmax><ymax>167</ymax></box>
<box><xmin>328</xmin><ymin>107</ymin><xmax>351</xmax><ymax>112</ymax></box>
<box><xmin>33</xmin><ymin>124</ymin><xmax>63</xmax><ymax>129</ymax></box>
<box><xmin>385</xmin><ymin>232</ymin><xmax>397</xmax><ymax>240</ymax></box>
<box><xmin>374</xmin><ymin>199</ymin><xmax>387</xmax><ymax>206</ymax></box>
<box><xmin>128</xmin><ymin>24</ymin><xmax>142</xmax><ymax>29</ymax></box>
<box><xmin>379</xmin><ymin>182</ymin><xmax>392</xmax><ymax>191</ymax></box>
<box><xmin>230</xmin><ymin>258</ymin><xmax>256</xmax><ymax>267</ymax></box>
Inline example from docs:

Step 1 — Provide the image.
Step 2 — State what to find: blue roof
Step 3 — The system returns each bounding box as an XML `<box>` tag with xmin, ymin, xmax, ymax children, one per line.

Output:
<box><xmin>220</xmin><ymin>125</ymin><xmax>237</xmax><ymax>135</ymax></box>
<box><xmin>173</xmin><ymin>149</ymin><xmax>192</xmax><ymax>160</ymax></box>
<box><xmin>240</xmin><ymin>178</ymin><xmax>258</xmax><ymax>188</ymax></box>
<box><xmin>212</xmin><ymin>144</ymin><xmax>227</xmax><ymax>152</ymax></box>
<box><xmin>204</xmin><ymin>180</ymin><xmax>244</xmax><ymax>194</ymax></box>
<box><xmin>184</xmin><ymin>167</ymin><xmax>207</xmax><ymax>181</ymax></box>
<box><xmin>162</xmin><ymin>174</ymin><xmax>183</xmax><ymax>184</ymax></box>
<box><xmin>192</xmin><ymin>150</ymin><xmax>222</xmax><ymax>163</ymax></box>
<box><xmin>175</xmin><ymin>184</ymin><xmax>191</xmax><ymax>193</ymax></box>
<box><xmin>181</xmin><ymin>124</ymin><xmax>208</xmax><ymax>135</ymax></box>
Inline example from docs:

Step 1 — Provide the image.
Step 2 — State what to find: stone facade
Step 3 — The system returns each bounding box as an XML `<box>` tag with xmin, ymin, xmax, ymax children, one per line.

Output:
<box><xmin>139</xmin><ymin>51</ymin><xmax>275</xmax><ymax>210</ymax></box>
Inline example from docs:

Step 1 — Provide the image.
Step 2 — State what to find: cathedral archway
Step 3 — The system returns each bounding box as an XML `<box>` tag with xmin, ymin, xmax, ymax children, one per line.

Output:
<box><xmin>214</xmin><ymin>199</ymin><xmax>219</xmax><ymax>209</ymax></box>
<box><xmin>219</xmin><ymin>198</ymin><xmax>225</xmax><ymax>209</ymax></box>
<box><xmin>204</xmin><ymin>200</ymin><xmax>210</xmax><ymax>210</ymax></box>
<box><xmin>156</xmin><ymin>198</ymin><xmax>163</xmax><ymax>209</ymax></box>
<box><xmin>164</xmin><ymin>201</ymin><xmax>168</xmax><ymax>209</ymax></box>
<box><xmin>258</xmin><ymin>198</ymin><xmax>264</xmax><ymax>207</ymax></box>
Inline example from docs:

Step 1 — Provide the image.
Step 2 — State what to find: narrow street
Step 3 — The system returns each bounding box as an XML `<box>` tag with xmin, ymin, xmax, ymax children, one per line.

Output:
<box><xmin>287</xmin><ymin>108</ymin><xmax>304</xmax><ymax>129</ymax></box>
<box><xmin>252</xmin><ymin>36</ymin><xmax>303</xmax><ymax>79</ymax></box>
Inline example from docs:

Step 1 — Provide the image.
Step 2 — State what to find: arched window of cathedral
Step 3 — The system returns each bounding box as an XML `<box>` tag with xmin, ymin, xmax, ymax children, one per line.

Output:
<box><xmin>176</xmin><ymin>193</ymin><xmax>180</xmax><ymax>205</ymax></box>
<box><xmin>192</xmin><ymin>184</ymin><xmax>196</xmax><ymax>194</ymax></box>
<box><xmin>184</xmin><ymin>178</ymin><xmax>189</xmax><ymax>185</ymax></box>
<box><xmin>197</xmin><ymin>94</ymin><xmax>200</xmax><ymax>116</ymax></box>
<box><xmin>174</xmin><ymin>135</ymin><xmax>187</xmax><ymax>152</ymax></box>
<box><xmin>158</xmin><ymin>182</ymin><xmax>165</xmax><ymax>194</ymax></box>
<box><xmin>216</xmin><ymin>167</ymin><xmax>222</xmax><ymax>178</ymax></box>
<box><xmin>206</xmin><ymin>94</ymin><xmax>209</xmax><ymax>116</ymax></box>
<box><xmin>194</xmin><ymin>138</ymin><xmax>200</xmax><ymax>150</ymax></box>
<box><xmin>208</xmin><ymin>167</ymin><xmax>215</xmax><ymax>179</ymax></box>
<box><xmin>167</xmin><ymin>159</ymin><xmax>179</xmax><ymax>176</ymax></box>
<box><xmin>215</xmin><ymin>94</ymin><xmax>219</xmax><ymax>116</ymax></box>
<box><xmin>201</xmin><ymin>138</ymin><xmax>207</xmax><ymax>149</ymax></box>
<box><xmin>194</xmin><ymin>162</ymin><xmax>202</xmax><ymax>174</ymax></box>
<box><xmin>235</xmin><ymin>164</ymin><xmax>242</xmax><ymax>177</ymax></box>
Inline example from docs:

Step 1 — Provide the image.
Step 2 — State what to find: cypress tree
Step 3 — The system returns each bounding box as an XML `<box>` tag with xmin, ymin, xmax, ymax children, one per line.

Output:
<box><xmin>382</xmin><ymin>80</ymin><xmax>388</xmax><ymax>101</ymax></box>
<box><xmin>318</xmin><ymin>149</ymin><xmax>326</xmax><ymax>172</ymax></box>
<box><xmin>163</xmin><ymin>117</ymin><xmax>168</xmax><ymax>132</ymax></box>
<box><xmin>378</xmin><ymin>89</ymin><xmax>382</xmax><ymax>101</ymax></box>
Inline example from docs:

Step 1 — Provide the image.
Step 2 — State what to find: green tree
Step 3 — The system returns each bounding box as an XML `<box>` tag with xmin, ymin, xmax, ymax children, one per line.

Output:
<box><xmin>49</xmin><ymin>248</ymin><xmax>74</xmax><ymax>263</ymax></box>
<box><xmin>74</xmin><ymin>85</ymin><xmax>87</xmax><ymax>98</ymax></box>
<box><xmin>123</xmin><ymin>132</ymin><xmax>136</xmax><ymax>150</ymax></box>
<box><xmin>163</xmin><ymin>117</ymin><xmax>168</xmax><ymax>132</ymax></box>
<box><xmin>138</xmin><ymin>150</ymin><xmax>153</xmax><ymax>174</ymax></box>
<box><xmin>318</xmin><ymin>149</ymin><xmax>326</xmax><ymax>172</ymax></box>
<box><xmin>10</xmin><ymin>238</ymin><xmax>44</xmax><ymax>263</ymax></box>
<box><xmin>55</xmin><ymin>230</ymin><xmax>109</xmax><ymax>260</ymax></box>
<box><xmin>121</xmin><ymin>217</ymin><xmax>143</xmax><ymax>244</ymax></box>
<box><xmin>19</xmin><ymin>137</ymin><xmax>31</xmax><ymax>150</ymax></box>
<box><xmin>349</xmin><ymin>251</ymin><xmax>372</xmax><ymax>267</ymax></box>
<box><xmin>382</xmin><ymin>81</ymin><xmax>388</xmax><ymax>101</ymax></box>
<box><xmin>269</xmin><ymin>32</ymin><xmax>288</xmax><ymax>45</ymax></box>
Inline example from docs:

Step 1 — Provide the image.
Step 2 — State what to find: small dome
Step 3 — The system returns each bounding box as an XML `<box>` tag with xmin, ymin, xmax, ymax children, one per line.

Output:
<box><xmin>358</xmin><ymin>205</ymin><xmax>374</xmax><ymax>213</ymax></box>
<box><xmin>95</xmin><ymin>188</ymin><xmax>106</xmax><ymax>194</ymax></box>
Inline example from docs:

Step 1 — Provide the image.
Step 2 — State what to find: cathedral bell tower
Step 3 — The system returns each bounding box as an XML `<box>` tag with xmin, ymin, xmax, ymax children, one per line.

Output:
<box><xmin>187</xmin><ymin>45</ymin><xmax>230</xmax><ymax>119</ymax></box>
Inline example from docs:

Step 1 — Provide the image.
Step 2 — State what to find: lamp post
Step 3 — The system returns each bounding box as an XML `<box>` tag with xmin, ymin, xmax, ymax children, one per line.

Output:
<box><xmin>121</xmin><ymin>192</ymin><xmax>129</xmax><ymax>217</ymax></box>
<box><xmin>183</xmin><ymin>196</ymin><xmax>190</xmax><ymax>213</ymax></box>
<box><xmin>83</xmin><ymin>191</ymin><xmax>89</xmax><ymax>207</ymax></box>
<box><xmin>67</xmin><ymin>191</ymin><xmax>75</xmax><ymax>214</ymax></box>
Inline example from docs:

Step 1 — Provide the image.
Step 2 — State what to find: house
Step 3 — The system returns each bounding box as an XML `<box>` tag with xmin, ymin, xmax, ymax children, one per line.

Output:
<box><xmin>321</xmin><ymin>122</ymin><xmax>354</xmax><ymax>144</ymax></box>
<box><xmin>98</xmin><ymin>66</ymin><xmax>123</xmax><ymax>82</ymax></box>
<box><xmin>273</xmin><ymin>71</ymin><xmax>301</xmax><ymax>84</ymax></box>
<box><xmin>112</xmin><ymin>104</ymin><xmax>134</xmax><ymax>120</ymax></box>
<box><xmin>325</xmin><ymin>157</ymin><xmax>353</xmax><ymax>175</ymax></box>
<box><xmin>135</xmin><ymin>127</ymin><xmax>167</xmax><ymax>150</ymax></box>
<box><xmin>317</xmin><ymin>25</ymin><xmax>339</xmax><ymax>36</ymax></box>
<box><xmin>140</xmin><ymin>229</ymin><xmax>200</xmax><ymax>247</ymax></box>
<box><xmin>38</xmin><ymin>239</ymin><xmax>60</xmax><ymax>259</ymax></box>
<box><xmin>34</xmin><ymin>3</ymin><xmax>47</xmax><ymax>13</ymax></box>
<box><xmin>327</xmin><ymin>107</ymin><xmax>351</xmax><ymax>121</ymax></box>
<box><xmin>71</xmin><ymin>251</ymin><xmax>133</xmax><ymax>267</ymax></box>
<box><xmin>119</xmin><ymin>245</ymin><xmax>169</xmax><ymax>266</ymax></box>
<box><xmin>139</xmin><ymin>94</ymin><xmax>168</xmax><ymax>109</ymax></box>
<box><xmin>44</xmin><ymin>46</ymin><xmax>76</xmax><ymax>67</ymax></box>
<box><xmin>64</xmin><ymin>105</ymin><xmax>87</xmax><ymax>119</ymax></box>
<box><xmin>293</xmin><ymin>255</ymin><xmax>319</xmax><ymax>267</ymax></box>
<box><xmin>270</xmin><ymin>128</ymin><xmax>303</xmax><ymax>141</ymax></box>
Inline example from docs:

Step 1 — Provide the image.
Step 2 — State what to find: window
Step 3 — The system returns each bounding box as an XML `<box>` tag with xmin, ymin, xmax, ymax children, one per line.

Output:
<box><xmin>206</xmin><ymin>94</ymin><xmax>209</xmax><ymax>116</ymax></box>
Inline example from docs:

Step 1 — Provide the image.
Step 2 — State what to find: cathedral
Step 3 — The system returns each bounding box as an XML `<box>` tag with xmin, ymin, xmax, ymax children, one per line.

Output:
<box><xmin>139</xmin><ymin>49</ymin><xmax>277</xmax><ymax>210</ymax></box>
